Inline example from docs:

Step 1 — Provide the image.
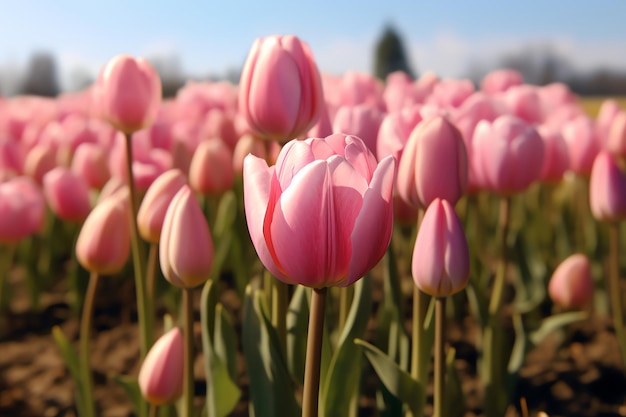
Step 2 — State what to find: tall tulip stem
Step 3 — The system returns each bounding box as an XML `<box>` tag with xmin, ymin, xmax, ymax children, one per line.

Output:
<box><xmin>434</xmin><ymin>297</ymin><xmax>446</xmax><ymax>417</ymax></box>
<box><xmin>79</xmin><ymin>272</ymin><xmax>100</xmax><ymax>417</ymax></box>
<box><xmin>302</xmin><ymin>287</ymin><xmax>327</xmax><ymax>417</ymax></box>
<box><xmin>272</xmin><ymin>279</ymin><xmax>288</xmax><ymax>355</ymax></box>
<box><xmin>124</xmin><ymin>132</ymin><xmax>152</xmax><ymax>358</ymax></box>
<box><xmin>609</xmin><ymin>223</ymin><xmax>626</xmax><ymax>366</ymax></box>
<box><xmin>183</xmin><ymin>288</ymin><xmax>195</xmax><ymax>417</ymax></box>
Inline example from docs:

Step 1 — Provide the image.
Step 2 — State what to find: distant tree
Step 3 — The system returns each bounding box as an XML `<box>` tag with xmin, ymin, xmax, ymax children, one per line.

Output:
<box><xmin>21</xmin><ymin>52</ymin><xmax>60</xmax><ymax>96</ymax></box>
<box><xmin>148</xmin><ymin>53</ymin><xmax>185</xmax><ymax>98</ymax></box>
<box><xmin>373</xmin><ymin>25</ymin><xmax>415</xmax><ymax>80</ymax></box>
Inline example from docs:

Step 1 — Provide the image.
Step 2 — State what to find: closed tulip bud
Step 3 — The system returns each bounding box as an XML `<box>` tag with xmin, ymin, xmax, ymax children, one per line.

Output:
<box><xmin>538</xmin><ymin>126</ymin><xmax>570</xmax><ymax>183</ymax></box>
<box><xmin>412</xmin><ymin>198</ymin><xmax>469</xmax><ymax>297</ymax></box>
<box><xmin>332</xmin><ymin>104</ymin><xmax>384</xmax><ymax>154</ymax></box>
<box><xmin>397</xmin><ymin>116</ymin><xmax>468</xmax><ymax>208</ymax></box>
<box><xmin>24</xmin><ymin>145</ymin><xmax>56</xmax><ymax>185</ymax></box>
<box><xmin>480</xmin><ymin>69</ymin><xmax>523</xmax><ymax>95</ymax></box>
<box><xmin>137</xmin><ymin>169</ymin><xmax>187</xmax><ymax>243</ymax></box>
<box><xmin>589</xmin><ymin>151</ymin><xmax>626</xmax><ymax>222</ymax></box>
<box><xmin>76</xmin><ymin>191</ymin><xmax>131</xmax><ymax>274</ymax></box>
<box><xmin>95</xmin><ymin>55</ymin><xmax>162</xmax><ymax>134</ymax></box>
<box><xmin>0</xmin><ymin>177</ymin><xmax>46</xmax><ymax>244</ymax></box>
<box><xmin>607</xmin><ymin>111</ymin><xmax>626</xmax><ymax>159</ymax></box>
<box><xmin>160</xmin><ymin>185</ymin><xmax>214</xmax><ymax>288</ymax></box>
<box><xmin>43</xmin><ymin>167</ymin><xmax>92</xmax><ymax>223</ymax></box>
<box><xmin>562</xmin><ymin>115</ymin><xmax>598</xmax><ymax>177</ymax></box>
<box><xmin>239</xmin><ymin>35</ymin><xmax>324</xmax><ymax>142</ymax></box>
<box><xmin>244</xmin><ymin>134</ymin><xmax>395</xmax><ymax>288</ymax></box>
<box><xmin>138</xmin><ymin>328</ymin><xmax>184</xmax><ymax>405</ymax></box>
<box><xmin>472</xmin><ymin>115</ymin><xmax>544</xmax><ymax>195</ymax></box>
<box><xmin>71</xmin><ymin>143</ymin><xmax>110</xmax><ymax>190</ymax></box>
<box><xmin>189</xmin><ymin>139</ymin><xmax>234</xmax><ymax>196</ymax></box>
<box><xmin>548</xmin><ymin>254</ymin><xmax>593</xmax><ymax>309</ymax></box>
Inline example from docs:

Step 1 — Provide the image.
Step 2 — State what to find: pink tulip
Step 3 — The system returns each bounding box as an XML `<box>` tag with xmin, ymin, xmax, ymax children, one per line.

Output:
<box><xmin>0</xmin><ymin>177</ymin><xmax>46</xmax><ymax>244</ymax></box>
<box><xmin>607</xmin><ymin>111</ymin><xmax>626</xmax><ymax>158</ymax></box>
<box><xmin>384</xmin><ymin>71</ymin><xmax>420</xmax><ymax>113</ymax></box>
<box><xmin>71</xmin><ymin>143</ymin><xmax>111</xmax><ymax>190</ymax></box>
<box><xmin>24</xmin><ymin>145</ymin><xmax>57</xmax><ymax>185</ymax></box>
<box><xmin>244</xmin><ymin>134</ymin><xmax>396</xmax><ymax>288</ymax></box>
<box><xmin>426</xmin><ymin>79</ymin><xmax>474</xmax><ymax>109</ymax></box>
<box><xmin>332</xmin><ymin>104</ymin><xmax>384</xmax><ymax>154</ymax></box>
<box><xmin>397</xmin><ymin>116</ymin><xmax>468</xmax><ymax>208</ymax></box>
<box><xmin>160</xmin><ymin>185</ymin><xmax>214</xmax><ymax>288</ymax></box>
<box><xmin>137</xmin><ymin>169</ymin><xmax>187</xmax><ymax>243</ymax></box>
<box><xmin>537</xmin><ymin>126</ymin><xmax>570</xmax><ymax>183</ymax></box>
<box><xmin>189</xmin><ymin>139</ymin><xmax>234</xmax><ymax>196</ymax></box>
<box><xmin>239</xmin><ymin>35</ymin><xmax>324</xmax><ymax>142</ymax></box>
<box><xmin>502</xmin><ymin>85</ymin><xmax>543</xmax><ymax>125</ymax></box>
<box><xmin>94</xmin><ymin>55</ymin><xmax>162</xmax><ymax>134</ymax></box>
<box><xmin>562</xmin><ymin>115</ymin><xmax>598</xmax><ymax>177</ymax></box>
<box><xmin>480</xmin><ymin>69</ymin><xmax>523</xmax><ymax>95</ymax></box>
<box><xmin>335</xmin><ymin>71</ymin><xmax>386</xmax><ymax>111</ymax></box>
<box><xmin>595</xmin><ymin>99</ymin><xmax>621</xmax><ymax>148</ymax></box>
<box><xmin>232</xmin><ymin>134</ymin><xmax>279</xmax><ymax>175</ymax></box>
<box><xmin>376</xmin><ymin>106</ymin><xmax>423</xmax><ymax>161</ymax></box>
<box><xmin>305</xmin><ymin>105</ymin><xmax>333</xmax><ymax>138</ymax></box>
<box><xmin>199</xmin><ymin>109</ymin><xmax>238</xmax><ymax>150</ymax></box>
<box><xmin>589</xmin><ymin>151</ymin><xmax>626</xmax><ymax>222</ymax></box>
<box><xmin>43</xmin><ymin>167</ymin><xmax>92</xmax><ymax>223</ymax></box>
<box><xmin>412</xmin><ymin>198</ymin><xmax>469</xmax><ymax>297</ymax></box>
<box><xmin>138</xmin><ymin>327</ymin><xmax>184</xmax><ymax>405</ymax></box>
<box><xmin>548</xmin><ymin>254</ymin><xmax>593</xmax><ymax>309</ymax></box>
<box><xmin>76</xmin><ymin>191</ymin><xmax>131</xmax><ymax>274</ymax></box>
<box><xmin>472</xmin><ymin>115</ymin><xmax>544</xmax><ymax>194</ymax></box>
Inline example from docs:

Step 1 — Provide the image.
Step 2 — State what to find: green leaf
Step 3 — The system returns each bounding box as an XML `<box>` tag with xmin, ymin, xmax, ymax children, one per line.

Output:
<box><xmin>507</xmin><ymin>314</ymin><xmax>527</xmax><ymax>375</ymax></box>
<box><xmin>242</xmin><ymin>286</ymin><xmax>300</xmax><ymax>417</ymax></box>
<box><xmin>214</xmin><ymin>303</ymin><xmax>238</xmax><ymax>381</ymax></box>
<box><xmin>355</xmin><ymin>338</ymin><xmax>421</xmax><ymax>416</ymax></box>
<box><xmin>529</xmin><ymin>311</ymin><xmax>587</xmax><ymax>346</ymax></box>
<box><xmin>201</xmin><ymin>280</ymin><xmax>241</xmax><ymax>417</ymax></box>
<box><xmin>286</xmin><ymin>285</ymin><xmax>309</xmax><ymax>386</ymax></box>
<box><xmin>213</xmin><ymin>190</ymin><xmax>237</xmax><ymax>238</ymax></box>
<box><xmin>321</xmin><ymin>275</ymin><xmax>372</xmax><ymax>417</ymax></box>
<box><xmin>113</xmin><ymin>374</ymin><xmax>147</xmax><ymax>417</ymax></box>
<box><xmin>52</xmin><ymin>326</ymin><xmax>87</xmax><ymax>417</ymax></box>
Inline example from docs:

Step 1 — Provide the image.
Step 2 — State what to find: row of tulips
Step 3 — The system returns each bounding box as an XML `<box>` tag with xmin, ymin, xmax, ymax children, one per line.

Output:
<box><xmin>0</xmin><ymin>33</ymin><xmax>624</xmax><ymax>417</ymax></box>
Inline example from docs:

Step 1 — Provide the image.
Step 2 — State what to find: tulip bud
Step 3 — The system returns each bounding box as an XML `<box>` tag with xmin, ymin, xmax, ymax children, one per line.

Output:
<box><xmin>548</xmin><ymin>254</ymin><xmax>593</xmax><ymax>309</ymax></box>
<box><xmin>397</xmin><ymin>116</ymin><xmax>468</xmax><ymax>208</ymax></box>
<box><xmin>137</xmin><ymin>169</ymin><xmax>187</xmax><ymax>243</ymax></box>
<box><xmin>24</xmin><ymin>145</ymin><xmax>57</xmax><ymax>185</ymax></box>
<box><xmin>589</xmin><ymin>151</ymin><xmax>626</xmax><ymax>222</ymax></box>
<box><xmin>160</xmin><ymin>185</ymin><xmax>214</xmax><ymax>288</ymax></box>
<box><xmin>43</xmin><ymin>167</ymin><xmax>92</xmax><ymax>223</ymax></box>
<box><xmin>95</xmin><ymin>55</ymin><xmax>162</xmax><ymax>134</ymax></box>
<box><xmin>239</xmin><ymin>35</ymin><xmax>324</xmax><ymax>142</ymax></box>
<box><xmin>607</xmin><ymin>111</ymin><xmax>626</xmax><ymax>159</ymax></box>
<box><xmin>189</xmin><ymin>139</ymin><xmax>234</xmax><ymax>196</ymax></box>
<box><xmin>138</xmin><ymin>328</ymin><xmax>184</xmax><ymax>405</ymax></box>
<box><xmin>412</xmin><ymin>198</ymin><xmax>469</xmax><ymax>297</ymax></box>
<box><xmin>480</xmin><ymin>69</ymin><xmax>523</xmax><ymax>95</ymax></box>
<box><xmin>562</xmin><ymin>115</ymin><xmax>598</xmax><ymax>177</ymax></box>
<box><xmin>76</xmin><ymin>191</ymin><xmax>131</xmax><ymax>274</ymax></box>
<box><xmin>0</xmin><ymin>177</ymin><xmax>46</xmax><ymax>244</ymax></box>
<box><xmin>332</xmin><ymin>104</ymin><xmax>384</xmax><ymax>154</ymax></box>
<box><xmin>71</xmin><ymin>143</ymin><xmax>110</xmax><ymax>190</ymax></box>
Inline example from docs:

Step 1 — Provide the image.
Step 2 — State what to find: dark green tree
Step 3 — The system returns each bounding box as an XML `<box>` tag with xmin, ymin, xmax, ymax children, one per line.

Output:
<box><xmin>21</xmin><ymin>52</ymin><xmax>60</xmax><ymax>97</ymax></box>
<box><xmin>374</xmin><ymin>25</ymin><xmax>415</xmax><ymax>80</ymax></box>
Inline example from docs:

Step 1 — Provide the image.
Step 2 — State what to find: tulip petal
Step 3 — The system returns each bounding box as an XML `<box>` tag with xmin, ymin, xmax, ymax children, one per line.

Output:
<box><xmin>413</xmin><ymin>199</ymin><xmax>446</xmax><ymax>294</ymax></box>
<box><xmin>243</xmin><ymin>155</ymin><xmax>289</xmax><ymax>282</ymax></box>
<box><xmin>269</xmin><ymin>160</ymin><xmax>330</xmax><ymax>287</ymax></box>
<box><xmin>347</xmin><ymin>155</ymin><xmax>395</xmax><ymax>285</ymax></box>
<box><xmin>274</xmin><ymin>140</ymin><xmax>315</xmax><ymax>189</ymax></box>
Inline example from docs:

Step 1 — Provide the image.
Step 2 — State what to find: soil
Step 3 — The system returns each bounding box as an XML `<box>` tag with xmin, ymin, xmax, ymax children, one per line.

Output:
<box><xmin>1</xmin><ymin>265</ymin><xmax>626</xmax><ymax>417</ymax></box>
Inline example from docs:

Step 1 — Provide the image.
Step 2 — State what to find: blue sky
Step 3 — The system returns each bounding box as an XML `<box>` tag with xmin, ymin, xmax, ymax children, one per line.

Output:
<box><xmin>1</xmin><ymin>1</ymin><xmax>625</xmax><ymax>91</ymax></box>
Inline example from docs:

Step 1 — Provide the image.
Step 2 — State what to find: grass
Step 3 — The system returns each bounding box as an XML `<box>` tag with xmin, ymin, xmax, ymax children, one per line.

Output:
<box><xmin>579</xmin><ymin>96</ymin><xmax>626</xmax><ymax>117</ymax></box>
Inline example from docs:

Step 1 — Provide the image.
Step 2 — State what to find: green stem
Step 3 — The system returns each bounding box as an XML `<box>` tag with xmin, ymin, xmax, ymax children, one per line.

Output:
<box><xmin>124</xmin><ymin>132</ymin><xmax>152</xmax><ymax>358</ymax></box>
<box><xmin>79</xmin><ymin>272</ymin><xmax>99</xmax><ymax>417</ymax></box>
<box><xmin>338</xmin><ymin>286</ymin><xmax>351</xmax><ymax>333</ymax></box>
<box><xmin>302</xmin><ymin>287</ymin><xmax>327</xmax><ymax>417</ymax></box>
<box><xmin>0</xmin><ymin>244</ymin><xmax>16</xmax><ymax>311</ymax></box>
<box><xmin>272</xmin><ymin>279</ymin><xmax>288</xmax><ymax>355</ymax></box>
<box><xmin>434</xmin><ymin>297</ymin><xmax>446</xmax><ymax>417</ymax></box>
<box><xmin>148</xmin><ymin>404</ymin><xmax>157</xmax><ymax>417</ymax></box>
<box><xmin>183</xmin><ymin>288</ymin><xmax>195</xmax><ymax>417</ymax></box>
<box><xmin>609</xmin><ymin>223</ymin><xmax>626</xmax><ymax>366</ymax></box>
<box><xmin>146</xmin><ymin>243</ymin><xmax>158</xmax><ymax>311</ymax></box>
<box><xmin>483</xmin><ymin>196</ymin><xmax>511</xmax><ymax>417</ymax></box>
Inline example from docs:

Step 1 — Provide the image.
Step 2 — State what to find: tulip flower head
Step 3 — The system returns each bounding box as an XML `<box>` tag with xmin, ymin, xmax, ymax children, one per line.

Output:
<box><xmin>548</xmin><ymin>253</ymin><xmax>593</xmax><ymax>310</ymax></box>
<box><xmin>412</xmin><ymin>198</ymin><xmax>469</xmax><ymax>297</ymax></box>
<box><xmin>239</xmin><ymin>35</ymin><xmax>324</xmax><ymax>142</ymax></box>
<box><xmin>43</xmin><ymin>167</ymin><xmax>92</xmax><ymax>223</ymax></box>
<box><xmin>244</xmin><ymin>133</ymin><xmax>396</xmax><ymax>288</ymax></box>
<box><xmin>589</xmin><ymin>151</ymin><xmax>626</xmax><ymax>222</ymax></box>
<box><xmin>95</xmin><ymin>55</ymin><xmax>162</xmax><ymax>134</ymax></box>
<box><xmin>160</xmin><ymin>185</ymin><xmax>214</xmax><ymax>288</ymax></box>
<box><xmin>138</xmin><ymin>327</ymin><xmax>184</xmax><ymax>405</ymax></box>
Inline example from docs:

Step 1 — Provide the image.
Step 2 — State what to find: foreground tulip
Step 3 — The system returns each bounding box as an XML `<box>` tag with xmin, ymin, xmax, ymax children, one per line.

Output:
<box><xmin>138</xmin><ymin>328</ymin><xmax>184</xmax><ymax>405</ymax></box>
<box><xmin>239</xmin><ymin>35</ymin><xmax>324</xmax><ymax>142</ymax></box>
<box><xmin>589</xmin><ymin>151</ymin><xmax>626</xmax><ymax>222</ymax></box>
<box><xmin>548</xmin><ymin>254</ymin><xmax>593</xmax><ymax>309</ymax></box>
<box><xmin>397</xmin><ymin>116</ymin><xmax>468</xmax><ymax>208</ymax></box>
<box><xmin>244</xmin><ymin>133</ymin><xmax>395</xmax><ymax>288</ymax></box>
<box><xmin>76</xmin><ymin>191</ymin><xmax>131</xmax><ymax>275</ymax></box>
<box><xmin>43</xmin><ymin>167</ymin><xmax>92</xmax><ymax>223</ymax></box>
<box><xmin>412</xmin><ymin>198</ymin><xmax>469</xmax><ymax>297</ymax></box>
<box><xmin>160</xmin><ymin>185</ymin><xmax>214</xmax><ymax>288</ymax></box>
<box><xmin>94</xmin><ymin>55</ymin><xmax>162</xmax><ymax>134</ymax></box>
<box><xmin>137</xmin><ymin>169</ymin><xmax>187</xmax><ymax>243</ymax></box>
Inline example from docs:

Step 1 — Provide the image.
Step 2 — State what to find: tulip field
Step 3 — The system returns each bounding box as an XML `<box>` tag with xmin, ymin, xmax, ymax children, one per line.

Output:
<box><xmin>2</xmin><ymin>34</ymin><xmax>626</xmax><ymax>417</ymax></box>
